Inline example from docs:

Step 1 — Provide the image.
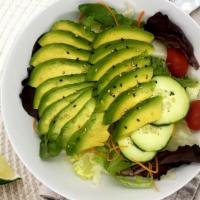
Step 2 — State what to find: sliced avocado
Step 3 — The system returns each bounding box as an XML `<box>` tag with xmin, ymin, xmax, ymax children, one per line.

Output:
<box><xmin>39</xmin><ymin>82</ymin><xmax>94</xmax><ymax>116</ymax></box>
<box><xmin>97</xmin><ymin>67</ymin><xmax>153</xmax><ymax>112</ymax></box>
<box><xmin>29</xmin><ymin>59</ymin><xmax>90</xmax><ymax>87</ymax></box>
<box><xmin>93</xmin><ymin>26</ymin><xmax>154</xmax><ymax>49</ymax></box>
<box><xmin>33</xmin><ymin>74</ymin><xmax>86</xmax><ymax>109</ymax></box>
<box><xmin>30</xmin><ymin>44</ymin><xmax>91</xmax><ymax>66</ymax></box>
<box><xmin>105</xmin><ymin>82</ymin><xmax>156</xmax><ymax>124</ymax></box>
<box><xmin>87</xmin><ymin>46</ymin><xmax>153</xmax><ymax>81</ymax></box>
<box><xmin>113</xmin><ymin>96</ymin><xmax>162</xmax><ymax>141</ymax></box>
<box><xmin>60</xmin><ymin>98</ymin><xmax>96</xmax><ymax>148</ymax></box>
<box><xmin>51</xmin><ymin>20</ymin><xmax>95</xmax><ymax>42</ymax></box>
<box><xmin>37</xmin><ymin>89</ymin><xmax>86</xmax><ymax>135</ymax></box>
<box><xmin>97</xmin><ymin>55</ymin><xmax>151</xmax><ymax>93</ymax></box>
<box><xmin>90</xmin><ymin>40</ymin><xmax>153</xmax><ymax>64</ymax></box>
<box><xmin>38</xmin><ymin>30</ymin><xmax>91</xmax><ymax>50</ymax></box>
<box><xmin>48</xmin><ymin>89</ymin><xmax>93</xmax><ymax>141</ymax></box>
<box><xmin>66</xmin><ymin>112</ymin><xmax>109</xmax><ymax>155</ymax></box>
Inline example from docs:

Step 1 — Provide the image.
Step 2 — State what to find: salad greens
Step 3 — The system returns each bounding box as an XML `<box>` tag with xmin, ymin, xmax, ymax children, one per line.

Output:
<box><xmin>20</xmin><ymin>2</ymin><xmax>200</xmax><ymax>189</ymax></box>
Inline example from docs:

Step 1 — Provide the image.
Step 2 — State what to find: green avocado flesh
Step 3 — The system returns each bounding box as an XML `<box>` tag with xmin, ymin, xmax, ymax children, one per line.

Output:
<box><xmin>60</xmin><ymin>98</ymin><xmax>96</xmax><ymax>148</ymax></box>
<box><xmin>38</xmin><ymin>30</ymin><xmax>92</xmax><ymax>50</ymax></box>
<box><xmin>97</xmin><ymin>67</ymin><xmax>153</xmax><ymax>112</ymax></box>
<box><xmin>51</xmin><ymin>20</ymin><xmax>95</xmax><ymax>42</ymax></box>
<box><xmin>87</xmin><ymin>46</ymin><xmax>153</xmax><ymax>81</ymax></box>
<box><xmin>38</xmin><ymin>82</ymin><xmax>94</xmax><ymax>116</ymax></box>
<box><xmin>48</xmin><ymin>89</ymin><xmax>93</xmax><ymax>141</ymax></box>
<box><xmin>66</xmin><ymin>112</ymin><xmax>109</xmax><ymax>155</ymax></box>
<box><xmin>30</xmin><ymin>43</ymin><xmax>91</xmax><ymax>66</ymax></box>
<box><xmin>97</xmin><ymin>55</ymin><xmax>151</xmax><ymax>94</ymax></box>
<box><xmin>33</xmin><ymin>74</ymin><xmax>86</xmax><ymax>109</ymax></box>
<box><xmin>29</xmin><ymin>59</ymin><xmax>90</xmax><ymax>87</ymax></box>
<box><xmin>113</xmin><ymin>96</ymin><xmax>162</xmax><ymax>141</ymax></box>
<box><xmin>90</xmin><ymin>40</ymin><xmax>153</xmax><ymax>64</ymax></box>
<box><xmin>37</xmin><ymin>90</ymin><xmax>87</xmax><ymax>135</ymax></box>
<box><xmin>104</xmin><ymin>82</ymin><xmax>156</xmax><ymax>124</ymax></box>
<box><xmin>93</xmin><ymin>26</ymin><xmax>154</xmax><ymax>49</ymax></box>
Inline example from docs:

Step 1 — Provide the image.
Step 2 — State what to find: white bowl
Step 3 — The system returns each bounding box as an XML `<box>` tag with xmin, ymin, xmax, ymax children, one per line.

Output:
<box><xmin>1</xmin><ymin>0</ymin><xmax>200</xmax><ymax>199</ymax></box>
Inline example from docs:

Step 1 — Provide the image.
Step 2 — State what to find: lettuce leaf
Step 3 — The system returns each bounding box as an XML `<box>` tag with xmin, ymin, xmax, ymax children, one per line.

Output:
<box><xmin>165</xmin><ymin>121</ymin><xmax>198</xmax><ymax>151</ymax></box>
<box><xmin>174</xmin><ymin>77</ymin><xmax>199</xmax><ymax>88</ymax></box>
<box><xmin>186</xmin><ymin>83</ymin><xmax>200</xmax><ymax>101</ymax></box>
<box><xmin>70</xmin><ymin>152</ymin><xmax>106</xmax><ymax>184</ymax></box>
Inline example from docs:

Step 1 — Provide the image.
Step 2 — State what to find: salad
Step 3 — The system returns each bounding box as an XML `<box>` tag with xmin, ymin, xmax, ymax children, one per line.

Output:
<box><xmin>20</xmin><ymin>3</ymin><xmax>200</xmax><ymax>189</ymax></box>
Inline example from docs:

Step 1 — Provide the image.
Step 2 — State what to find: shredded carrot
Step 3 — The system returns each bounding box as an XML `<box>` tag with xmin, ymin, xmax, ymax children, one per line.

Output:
<box><xmin>97</xmin><ymin>1</ymin><xmax>119</xmax><ymax>26</ymax></box>
<box><xmin>137</xmin><ymin>10</ymin><xmax>145</xmax><ymax>28</ymax></box>
<box><xmin>148</xmin><ymin>163</ymin><xmax>159</xmax><ymax>192</ymax></box>
<box><xmin>79</xmin><ymin>13</ymin><xmax>85</xmax><ymax>22</ymax></box>
<box><xmin>32</xmin><ymin>119</ymin><xmax>38</xmax><ymax>133</ymax></box>
<box><xmin>109</xmin><ymin>136</ymin><xmax>121</xmax><ymax>154</ymax></box>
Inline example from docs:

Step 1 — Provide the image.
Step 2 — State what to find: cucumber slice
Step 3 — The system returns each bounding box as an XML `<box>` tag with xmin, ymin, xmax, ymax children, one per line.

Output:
<box><xmin>131</xmin><ymin>124</ymin><xmax>174</xmax><ymax>152</ymax></box>
<box><xmin>38</xmin><ymin>30</ymin><xmax>91</xmax><ymax>50</ymax></box>
<box><xmin>153</xmin><ymin>76</ymin><xmax>190</xmax><ymax>125</ymax></box>
<box><xmin>30</xmin><ymin>44</ymin><xmax>91</xmax><ymax>66</ymax></box>
<box><xmin>33</xmin><ymin>74</ymin><xmax>86</xmax><ymax>109</ymax></box>
<box><xmin>118</xmin><ymin>137</ymin><xmax>156</xmax><ymax>162</ymax></box>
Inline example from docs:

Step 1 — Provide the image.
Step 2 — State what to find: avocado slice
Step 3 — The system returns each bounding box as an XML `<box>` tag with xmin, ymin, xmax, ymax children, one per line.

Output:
<box><xmin>90</xmin><ymin>40</ymin><xmax>153</xmax><ymax>64</ymax></box>
<box><xmin>87</xmin><ymin>46</ymin><xmax>153</xmax><ymax>81</ymax></box>
<box><xmin>66</xmin><ymin>112</ymin><xmax>109</xmax><ymax>155</ymax></box>
<box><xmin>48</xmin><ymin>89</ymin><xmax>93</xmax><ymax>141</ymax></box>
<box><xmin>33</xmin><ymin>74</ymin><xmax>86</xmax><ymax>109</ymax></box>
<box><xmin>38</xmin><ymin>30</ymin><xmax>92</xmax><ymax>50</ymax></box>
<box><xmin>113</xmin><ymin>96</ymin><xmax>162</xmax><ymax>141</ymax></box>
<box><xmin>60</xmin><ymin>98</ymin><xmax>96</xmax><ymax>148</ymax></box>
<box><xmin>37</xmin><ymin>89</ymin><xmax>87</xmax><ymax>135</ymax></box>
<box><xmin>30</xmin><ymin>44</ymin><xmax>91</xmax><ymax>66</ymax></box>
<box><xmin>51</xmin><ymin>20</ymin><xmax>95</xmax><ymax>42</ymax></box>
<box><xmin>38</xmin><ymin>82</ymin><xmax>94</xmax><ymax>116</ymax></box>
<box><xmin>29</xmin><ymin>59</ymin><xmax>90</xmax><ymax>87</ymax></box>
<box><xmin>97</xmin><ymin>67</ymin><xmax>153</xmax><ymax>112</ymax></box>
<box><xmin>93</xmin><ymin>26</ymin><xmax>154</xmax><ymax>49</ymax></box>
<box><xmin>97</xmin><ymin>55</ymin><xmax>151</xmax><ymax>93</ymax></box>
<box><xmin>105</xmin><ymin>82</ymin><xmax>156</xmax><ymax>124</ymax></box>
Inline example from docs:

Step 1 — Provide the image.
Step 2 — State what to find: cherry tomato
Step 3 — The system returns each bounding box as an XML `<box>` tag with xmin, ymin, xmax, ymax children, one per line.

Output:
<box><xmin>166</xmin><ymin>48</ymin><xmax>189</xmax><ymax>77</ymax></box>
<box><xmin>186</xmin><ymin>100</ymin><xmax>200</xmax><ymax>131</ymax></box>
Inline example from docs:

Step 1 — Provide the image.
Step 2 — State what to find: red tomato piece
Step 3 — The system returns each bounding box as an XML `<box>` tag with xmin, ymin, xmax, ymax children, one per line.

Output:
<box><xmin>186</xmin><ymin>100</ymin><xmax>200</xmax><ymax>131</ymax></box>
<box><xmin>166</xmin><ymin>48</ymin><xmax>189</xmax><ymax>77</ymax></box>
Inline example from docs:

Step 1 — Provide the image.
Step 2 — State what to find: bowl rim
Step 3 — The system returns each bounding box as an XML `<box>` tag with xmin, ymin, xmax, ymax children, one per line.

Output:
<box><xmin>1</xmin><ymin>0</ymin><xmax>200</xmax><ymax>199</ymax></box>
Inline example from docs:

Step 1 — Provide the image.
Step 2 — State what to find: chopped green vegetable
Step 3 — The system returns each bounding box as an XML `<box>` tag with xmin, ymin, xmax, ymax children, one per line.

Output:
<box><xmin>151</xmin><ymin>57</ymin><xmax>169</xmax><ymax>76</ymax></box>
<box><xmin>70</xmin><ymin>152</ymin><xmax>106</xmax><ymax>183</ymax></box>
<box><xmin>107</xmin><ymin>155</ymin><xmax>133</xmax><ymax>175</ymax></box>
<box><xmin>79</xmin><ymin>3</ymin><xmax>134</xmax><ymax>28</ymax></box>
<box><xmin>186</xmin><ymin>83</ymin><xmax>200</xmax><ymax>100</ymax></box>
<box><xmin>174</xmin><ymin>77</ymin><xmax>199</xmax><ymax>88</ymax></box>
<box><xmin>115</xmin><ymin>176</ymin><xmax>153</xmax><ymax>188</ymax></box>
<box><xmin>165</xmin><ymin>121</ymin><xmax>198</xmax><ymax>151</ymax></box>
